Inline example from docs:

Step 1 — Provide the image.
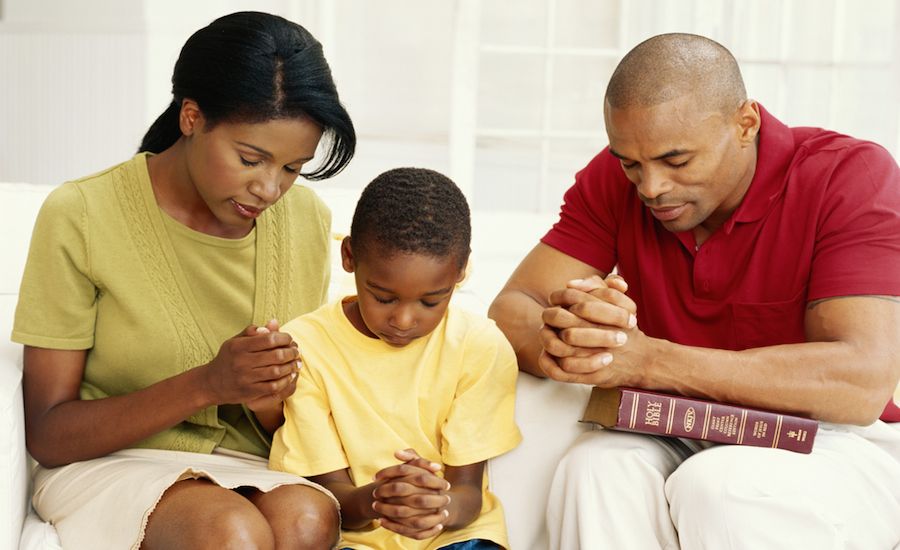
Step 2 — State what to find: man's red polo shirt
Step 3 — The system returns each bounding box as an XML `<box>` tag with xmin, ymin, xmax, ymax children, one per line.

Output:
<box><xmin>542</xmin><ymin>105</ymin><xmax>900</xmax><ymax>351</ymax></box>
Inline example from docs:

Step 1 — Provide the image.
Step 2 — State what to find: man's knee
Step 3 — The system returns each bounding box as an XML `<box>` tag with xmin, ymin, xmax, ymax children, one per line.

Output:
<box><xmin>558</xmin><ymin>430</ymin><xmax>681</xmax><ymax>484</ymax></box>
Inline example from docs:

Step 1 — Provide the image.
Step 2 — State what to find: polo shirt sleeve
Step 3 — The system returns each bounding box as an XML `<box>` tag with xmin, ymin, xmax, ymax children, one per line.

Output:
<box><xmin>808</xmin><ymin>142</ymin><xmax>900</xmax><ymax>300</ymax></box>
<box><xmin>440</xmin><ymin>320</ymin><xmax>522</xmax><ymax>466</ymax></box>
<box><xmin>12</xmin><ymin>183</ymin><xmax>98</xmax><ymax>349</ymax></box>
<box><xmin>540</xmin><ymin>149</ymin><xmax>625</xmax><ymax>274</ymax></box>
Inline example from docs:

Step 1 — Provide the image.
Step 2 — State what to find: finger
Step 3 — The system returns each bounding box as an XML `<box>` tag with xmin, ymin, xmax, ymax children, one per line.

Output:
<box><xmin>559</xmin><ymin>326</ymin><xmax>628</xmax><ymax>348</ymax></box>
<box><xmin>265</xmin><ymin>318</ymin><xmax>280</xmax><ymax>332</ymax></box>
<box><xmin>243</xmin><ymin>330</ymin><xmax>296</xmax><ymax>352</ymax></box>
<box><xmin>374</xmin><ymin>462</ymin><xmax>440</xmax><ymax>483</ymax></box>
<box><xmin>251</xmin><ymin>348</ymin><xmax>302</xmax><ymax>372</ymax></box>
<box><xmin>539</xmin><ymin>325</ymin><xmax>581</xmax><ymax>359</ymax></box>
<box><xmin>378</xmin><ymin>517</ymin><xmax>444</xmax><ymax>540</ymax></box>
<box><xmin>395</xmin><ymin>449</ymin><xmax>443</xmax><ymax>474</ymax></box>
<box><xmin>549</xmin><ymin>287</ymin><xmax>602</xmax><ymax>308</ymax></box>
<box><xmin>539</xmin><ymin>350</ymin><xmax>610</xmax><ymax>382</ymax></box>
<box><xmin>375</xmin><ymin>475</ymin><xmax>448</xmax><ymax>498</ymax></box>
<box><xmin>566</xmin><ymin>274</ymin><xmax>608</xmax><ymax>293</ymax></box>
<box><xmin>580</xmin><ymin>286</ymin><xmax>638</xmax><ymax>318</ymax></box>
<box><xmin>541</xmin><ymin>306</ymin><xmax>598</xmax><ymax>331</ymax></box>
<box><xmin>373</xmin><ymin>494</ymin><xmax>450</xmax><ymax>517</ymax></box>
<box><xmin>604</xmin><ymin>273</ymin><xmax>629</xmax><ymax>293</ymax></box>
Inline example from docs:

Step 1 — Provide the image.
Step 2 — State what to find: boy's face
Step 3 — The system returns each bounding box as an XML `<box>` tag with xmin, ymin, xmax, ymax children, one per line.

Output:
<box><xmin>341</xmin><ymin>238</ymin><xmax>466</xmax><ymax>347</ymax></box>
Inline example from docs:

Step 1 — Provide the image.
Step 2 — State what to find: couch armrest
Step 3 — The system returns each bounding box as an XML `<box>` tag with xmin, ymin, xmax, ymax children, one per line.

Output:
<box><xmin>488</xmin><ymin>374</ymin><xmax>592</xmax><ymax>550</ymax></box>
<box><xmin>0</xmin><ymin>293</ymin><xmax>27</xmax><ymax>550</ymax></box>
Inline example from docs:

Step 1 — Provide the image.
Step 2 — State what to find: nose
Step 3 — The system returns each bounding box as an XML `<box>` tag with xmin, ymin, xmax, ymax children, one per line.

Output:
<box><xmin>389</xmin><ymin>304</ymin><xmax>417</xmax><ymax>332</ymax></box>
<box><xmin>635</xmin><ymin>165</ymin><xmax>672</xmax><ymax>201</ymax></box>
<box><xmin>249</xmin><ymin>169</ymin><xmax>281</xmax><ymax>204</ymax></box>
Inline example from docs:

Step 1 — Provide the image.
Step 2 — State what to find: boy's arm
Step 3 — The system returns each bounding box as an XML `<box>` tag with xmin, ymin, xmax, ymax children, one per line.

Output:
<box><xmin>441</xmin><ymin>462</ymin><xmax>485</xmax><ymax>530</ymax></box>
<box><xmin>310</xmin><ymin>468</ymin><xmax>379</xmax><ymax>530</ymax></box>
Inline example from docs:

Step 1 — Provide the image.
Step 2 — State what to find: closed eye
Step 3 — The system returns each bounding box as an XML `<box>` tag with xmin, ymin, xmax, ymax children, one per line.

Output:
<box><xmin>283</xmin><ymin>165</ymin><xmax>302</xmax><ymax>175</ymax></box>
<box><xmin>421</xmin><ymin>300</ymin><xmax>440</xmax><ymax>308</ymax></box>
<box><xmin>240</xmin><ymin>156</ymin><xmax>262</xmax><ymax>168</ymax></box>
<box><xmin>374</xmin><ymin>295</ymin><xmax>396</xmax><ymax>305</ymax></box>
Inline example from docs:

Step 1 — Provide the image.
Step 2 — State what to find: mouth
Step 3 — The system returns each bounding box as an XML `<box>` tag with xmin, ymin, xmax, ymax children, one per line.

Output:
<box><xmin>230</xmin><ymin>199</ymin><xmax>264</xmax><ymax>219</ymax></box>
<box><xmin>380</xmin><ymin>332</ymin><xmax>415</xmax><ymax>346</ymax></box>
<box><xmin>648</xmin><ymin>204</ymin><xmax>688</xmax><ymax>222</ymax></box>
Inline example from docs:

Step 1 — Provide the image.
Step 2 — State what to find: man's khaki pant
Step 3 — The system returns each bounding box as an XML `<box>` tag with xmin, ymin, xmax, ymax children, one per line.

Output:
<box><xmin>547</xmin><ymin>422</ymin><xmax>900</xmax><ymax>549</ymax></box>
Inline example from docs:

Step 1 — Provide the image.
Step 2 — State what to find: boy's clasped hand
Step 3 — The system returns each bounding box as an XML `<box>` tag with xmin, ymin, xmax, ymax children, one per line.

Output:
<box><xmin>371</xmin><ymin>448</ymin><xmax>452</xmax><ymax>540</ymax></box>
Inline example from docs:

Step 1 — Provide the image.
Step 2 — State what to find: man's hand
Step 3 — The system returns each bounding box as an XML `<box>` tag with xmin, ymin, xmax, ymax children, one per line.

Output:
<box><xmin>372</xmin><ymin>449</ymin><xmax>451</xmax><ymax>540</ymax></box>
<box><xmin>538</xmin><ymin>274</ymin><xmax>653</xmax><ymax>386</ymax></box>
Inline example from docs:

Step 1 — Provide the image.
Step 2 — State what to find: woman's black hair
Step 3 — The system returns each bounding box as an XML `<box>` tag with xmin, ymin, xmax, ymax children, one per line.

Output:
<box><xmin>139</xmin><ymin>11</ymin><xmax>355</xmax><ymax>180</ymax></box>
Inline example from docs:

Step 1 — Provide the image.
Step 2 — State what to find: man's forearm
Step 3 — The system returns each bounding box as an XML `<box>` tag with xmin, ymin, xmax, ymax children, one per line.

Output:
<box><xmin>488</xmin><ymin>290</ymin><xmax>546</xmax><ymax>377</ymax></box>
<box><xmin>628</xmin><ymin>337</ymin><xmax>895</xmax><ymax>425</ymax></box>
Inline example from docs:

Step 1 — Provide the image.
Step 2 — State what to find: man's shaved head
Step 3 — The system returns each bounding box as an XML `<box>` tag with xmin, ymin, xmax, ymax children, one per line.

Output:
<box><xmin>605</xmin><ymin>33</ymin><xmax>747</xmax><ymax>114</ymax></box>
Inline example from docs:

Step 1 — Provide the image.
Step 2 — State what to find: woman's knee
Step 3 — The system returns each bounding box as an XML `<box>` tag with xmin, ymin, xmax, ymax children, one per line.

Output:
<box><xmin>142</xmin><ymin>480</ymin><xmax>274</xmax><ymax>550</ymax></box>
<box><xmin>253</xmin><ymin>485</ymin><xmax>340</xmax><ymax>549</ymax></box>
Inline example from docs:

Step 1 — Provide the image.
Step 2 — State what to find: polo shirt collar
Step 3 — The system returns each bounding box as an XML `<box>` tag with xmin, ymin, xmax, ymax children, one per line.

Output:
<box><xmin>722</xmin><ymin>104</ymin><xmax>795</xmax><ymax>232</ymax></box>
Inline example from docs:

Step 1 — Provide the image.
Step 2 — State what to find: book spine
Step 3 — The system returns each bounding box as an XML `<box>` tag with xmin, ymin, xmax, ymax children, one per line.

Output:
<box><xmin>615</xmin><ymin>389</ymin><xmax>817</xmax><ymax>454</ymax></box>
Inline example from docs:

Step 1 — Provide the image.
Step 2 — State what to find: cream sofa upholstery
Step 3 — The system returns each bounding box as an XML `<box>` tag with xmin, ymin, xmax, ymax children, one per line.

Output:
<box><xmin>0</xmin><ymin>181</ymin><xmax>591</xmax><ymax>549</ymax></box>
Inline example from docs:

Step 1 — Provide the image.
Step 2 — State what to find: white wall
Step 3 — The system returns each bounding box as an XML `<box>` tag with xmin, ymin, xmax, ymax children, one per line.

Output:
<box><xmin>1</xmin><ymin>0</ymin><xmax>898</xmax><ymax>215</ymax></box>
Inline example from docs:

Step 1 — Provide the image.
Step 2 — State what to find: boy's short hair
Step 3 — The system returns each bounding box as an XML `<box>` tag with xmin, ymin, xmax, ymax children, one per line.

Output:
<box><xmin>350</xmin><ymin>167</ymin><xmax>471</xmax><ymax>269</ymax></box>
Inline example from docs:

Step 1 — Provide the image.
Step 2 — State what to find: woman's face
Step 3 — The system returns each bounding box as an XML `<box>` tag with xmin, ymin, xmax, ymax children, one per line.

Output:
<box><xmin>181</xmin><ymin>104</ymin><xmax>323</xmax><ymax>238</ymax></box>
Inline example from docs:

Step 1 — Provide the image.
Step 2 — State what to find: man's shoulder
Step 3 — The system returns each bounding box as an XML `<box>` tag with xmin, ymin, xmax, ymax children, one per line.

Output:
<box><xmin>791</xmin><ymin>126</ymin><xmax>893</xmax><ymax>164</ymax></box>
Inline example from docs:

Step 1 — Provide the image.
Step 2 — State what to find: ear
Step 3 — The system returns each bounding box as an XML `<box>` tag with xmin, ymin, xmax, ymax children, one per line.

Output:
<box><xmin>734</xmin><ymin>99</ymin><xmax>761</xmax><ymax>147</ymax></box>
<box><xmin>178</xmin><ymin>98</ymin><xmax>204</xmax><ymax>136</ymax></box>
<box><xmin>340</xmin><ymin>236</ymin><xmax>355</xmax><ymax>273</ymax></box>
<box><xmin>456</xmin><ymin>257</ymin><xmax>470</xmax><ymax>285</ymax></box>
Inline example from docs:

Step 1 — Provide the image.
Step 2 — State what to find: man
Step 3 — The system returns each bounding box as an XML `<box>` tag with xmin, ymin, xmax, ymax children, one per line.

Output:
<box><xmin>489</xmin><ymin>33</ymin><xmax>900</xmax><ymax>549</ymax></box>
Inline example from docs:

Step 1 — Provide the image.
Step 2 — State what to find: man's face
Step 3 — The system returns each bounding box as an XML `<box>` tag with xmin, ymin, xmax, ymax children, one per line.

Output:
<box><xmin>604</xmin><ymin>94</ymin><xmax>758</xmax><ymax>235</ymax></box>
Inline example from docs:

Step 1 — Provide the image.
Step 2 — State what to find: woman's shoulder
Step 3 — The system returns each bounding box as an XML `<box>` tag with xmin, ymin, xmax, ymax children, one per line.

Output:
<box><xmin>41</xmin><ymin>155</ymin><xmax>146</xmax><ymax>215</ymax></box>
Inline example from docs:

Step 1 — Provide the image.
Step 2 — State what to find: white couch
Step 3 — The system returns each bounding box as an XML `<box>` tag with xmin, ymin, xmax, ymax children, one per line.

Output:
<box><xmin>0</xmin><ymin>181</ymin><xmax>592</xmax><ymax>549</ymax></box>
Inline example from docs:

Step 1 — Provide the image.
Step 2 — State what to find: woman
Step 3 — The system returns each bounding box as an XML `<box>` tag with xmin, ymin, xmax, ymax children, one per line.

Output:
<box><xmin>13</xmin><ymin>11</ymin><xmax>354</xmax><ymax>550</ymax></box>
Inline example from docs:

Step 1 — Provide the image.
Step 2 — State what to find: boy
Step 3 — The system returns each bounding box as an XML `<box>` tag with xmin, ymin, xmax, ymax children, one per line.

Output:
<box><xmin>270</xmin><ymin>168</ymin><xmax>522</xmax><ymax>549</ymax></box>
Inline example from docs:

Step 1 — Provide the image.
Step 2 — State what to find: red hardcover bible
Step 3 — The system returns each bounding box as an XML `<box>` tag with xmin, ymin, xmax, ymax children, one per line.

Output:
<box><xmin>581</xmin><ymin>387</ymin><xmax>818</xmax><ymax>454</ymax></box>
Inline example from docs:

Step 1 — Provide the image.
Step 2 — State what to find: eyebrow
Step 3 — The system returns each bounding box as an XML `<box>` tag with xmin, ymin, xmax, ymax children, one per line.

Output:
<box><xmin>367</xmin><ymin>281</ymin><xmax>454</xmax><ymax>297</ymax></box>
<box><xmin>609</xmin><ymin>148</ymin><xmax>691</xmax><ymax>161</ymax></box>
<box><xmin>235</xmin><ymin>141</ymin><xmax>315</xmax><ymax>164</ymax></box>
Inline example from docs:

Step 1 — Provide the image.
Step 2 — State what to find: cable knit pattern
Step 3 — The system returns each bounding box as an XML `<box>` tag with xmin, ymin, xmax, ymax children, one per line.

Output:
<box><xmin>261</xmin><ymin>197</ymin><xmax>287</xmax><ymax>323</ymax></box>
<box><xmin>112</xmin><ymin>162</ymin><xmax>213</xmax><ymax>451</ymax></box>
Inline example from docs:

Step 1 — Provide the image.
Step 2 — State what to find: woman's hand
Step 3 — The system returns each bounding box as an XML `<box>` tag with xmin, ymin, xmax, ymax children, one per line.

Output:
<box><xmin>201</xmin><ymin>319</ymin><xmax>300</xmax><ymax>408</ymax></box>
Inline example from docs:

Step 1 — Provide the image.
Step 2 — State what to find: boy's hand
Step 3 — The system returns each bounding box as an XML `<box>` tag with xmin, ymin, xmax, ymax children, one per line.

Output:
<box><xmin>372</xmin><ymin>449</ymin><xmax>451</xmax><ymax>540</ymax></box>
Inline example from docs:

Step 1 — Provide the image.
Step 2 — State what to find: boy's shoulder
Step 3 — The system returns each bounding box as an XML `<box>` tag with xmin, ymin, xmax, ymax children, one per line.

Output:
<box><xmin>443</xmin><ymin>304</ymin><xmax>511</xmax><ymax>349</ymax></box>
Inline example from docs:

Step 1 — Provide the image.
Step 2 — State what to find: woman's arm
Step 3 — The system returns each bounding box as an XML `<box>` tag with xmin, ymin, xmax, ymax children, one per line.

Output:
<box><xmin>24</xmin><ymin>325</ymin><xmax>299</xmax><ymax>468</ymax></box>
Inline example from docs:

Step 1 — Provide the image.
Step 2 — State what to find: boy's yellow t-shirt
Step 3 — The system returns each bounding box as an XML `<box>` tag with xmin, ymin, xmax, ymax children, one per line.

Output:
<box><xmin>271</xmin><ymin>298</ymin><xmax>522</xmax><ymax>550</ymax></box>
